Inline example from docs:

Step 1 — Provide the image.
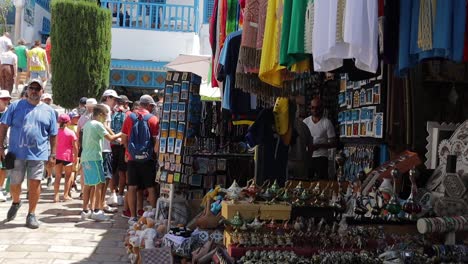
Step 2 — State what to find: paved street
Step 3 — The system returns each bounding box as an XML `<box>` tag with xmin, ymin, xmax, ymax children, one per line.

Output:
<box><xmin>0</xmin><ymin>178</ymin><xmax>129</xmax><ymax>264</ymax></box>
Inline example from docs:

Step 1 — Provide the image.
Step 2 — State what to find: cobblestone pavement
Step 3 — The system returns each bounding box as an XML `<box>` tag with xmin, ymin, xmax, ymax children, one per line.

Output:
<box><xmin>0</xmin><ymin>178</ymin><xmax>129</xmax><ymax>264</ymax></box>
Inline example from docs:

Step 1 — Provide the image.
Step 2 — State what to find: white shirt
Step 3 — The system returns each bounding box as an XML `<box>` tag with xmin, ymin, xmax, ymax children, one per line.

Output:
<box><xmin>303</xmin><ymin>116</ymin><xmax>335</xmax><ymax>158</ymax></box>
<box><xmin>312</xmin><ymin>0</ymin><xmax>378</xmax><ymax>73</ymax></box>
<box><xmin>0</xmin><ymin>36</ymin><xmax>12</xmax><ymax>54</ymax></box>
<box><xmin>101</xmin><ymin>104</ymin><xmax>112</xmax><ymax>152</ymax></box>
<box><xmin>0</xmin><ymin>51</ymin><xmax>17</xmax><ymax>65</ymax></box>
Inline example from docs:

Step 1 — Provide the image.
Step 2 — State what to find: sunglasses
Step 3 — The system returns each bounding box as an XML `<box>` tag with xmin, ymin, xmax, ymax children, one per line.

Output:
<box><xmin>28</xmin><ymin>86</ymin><xmax>42</xmax><ymax>91</ymax></box>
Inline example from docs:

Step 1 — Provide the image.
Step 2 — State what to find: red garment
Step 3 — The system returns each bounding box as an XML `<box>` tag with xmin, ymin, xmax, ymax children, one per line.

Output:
<box><xmin>210</xmin><ymin>0</ymin><xmax>219</xmax><ymax>87</ymax></box>
<box><xmin>378</xmin><ymin>0</ymin><xmax>384</xmax><ymax>17</ymax></box>
<box><xmin>45</xmin><ymin>41</ymin><xmax>52</xmax><ymax>64</ymax></box>
<box><xmin>0</xmin><ymin>64</ymin><xmax>14</xmax><ymax>93</ymax></box>
<box><xmin>121</xmin><ymin>109</ymin><xmax>159</xmax><ymax>161</ymax></box>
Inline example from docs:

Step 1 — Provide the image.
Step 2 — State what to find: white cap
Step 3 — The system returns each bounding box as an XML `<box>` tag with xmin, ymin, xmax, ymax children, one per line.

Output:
<box><xmin>102</xmin><ymin>89</ymin><xmax>118</xmax><ymax>98</ymax></box>
<box><xmin>28</xmin><ymin>78</ymin><xmax>44</xmax><ymax>89</ymax></box>
<box><xmin>41</xmin><ymin>93</ymin><xmax>52</xmax><ymax>100</ymax></box>
<box><xmin>0</xmin><ymin>90</ymin><xmax>11</xmax><ymax>99</ymax></box>
<box><xmin>86</xmin><ymin>98</ymin><xmax>98</xmax><ymax>106</ymax></box>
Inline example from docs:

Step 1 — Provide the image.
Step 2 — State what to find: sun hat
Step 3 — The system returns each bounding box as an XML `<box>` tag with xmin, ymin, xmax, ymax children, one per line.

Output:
<box><xmin>58</xmin><ymin>113</ymin><xmax>71</xmax><ymax>123</ymax></box>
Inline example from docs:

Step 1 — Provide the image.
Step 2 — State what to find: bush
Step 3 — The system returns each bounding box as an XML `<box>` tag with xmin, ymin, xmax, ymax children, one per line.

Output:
<box><xmin>51</xmin><ymin>0</ymin><xmax>111</xmax><ymax>108</ymax></box>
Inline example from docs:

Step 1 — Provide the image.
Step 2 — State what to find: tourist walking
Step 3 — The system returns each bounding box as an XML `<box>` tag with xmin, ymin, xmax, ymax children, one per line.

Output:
<box><xmin>53</xmin><ymin>114</ymin><xmax>78</xmax><ymax>202</ymax></box>
<box><xmin>27</xmin><ymin>40</ymin><xmax>49</xmax><ymax>84</ymax></box>
<box><xmin>121</xmin><ymin>94</ymin><xmax>159</xmax><ymax>225</ymax></box>
<box><xmin>0</xmin><ymin>45</ymin><xmax>17</xmax><ymax>93</ymax></box>
<box><xmin>80</xmin><ymin>104</ymin><xmax>121</xmax><ymax>222</ymax></box>
<box><xmin>0</xmin><ymin>79</ymin><xmax>57</xmax><ymax>229</ymax></box>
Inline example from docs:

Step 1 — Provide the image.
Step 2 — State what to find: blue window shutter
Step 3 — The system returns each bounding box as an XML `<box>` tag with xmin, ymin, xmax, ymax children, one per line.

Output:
<box><xmin>203</xmin><ymin>0</ymin><xmax>214</xmax><ymax>24</ymax></box>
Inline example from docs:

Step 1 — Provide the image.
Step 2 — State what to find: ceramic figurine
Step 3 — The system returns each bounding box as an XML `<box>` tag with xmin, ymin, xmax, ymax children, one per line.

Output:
<box><xmin>222</xmin><ymin>180</ymin><xmax>243</xmax><ymax>202</ymax></box>
<box><xmin>228</xmin><ymin>211</ymin><xmax>244</xmax><ymax>228</ymax></box>
<box><xmin>293</xmin><ymin>217</ymin><xmax>304</xmax><ymax>231</ymax></box>
<box><xmin>266</xmin><ymin>219</ymin><xmax>277</xmax><ymax>230</ymax></box>
<box><xmin>210</xmin><ymin>199</ymin><xmax>222</xmax><ymax>215</ymax></box>
<box><xmin>242</xmin><ymin>179</ymin><xmax>264</xmax><ymax>203</ymax></box>
<box><xmin>231</xmin><ymin>230</ymin><xmax>239</xmax><ymax>245</ymax></box>
<box><xmin>284</xmin><ymin>232</ymin><xmax>293</xmax><ymax>246</ymax></box>
<box><xmin>293</xmin><ymin>181</ymin><xmax>304</xmax><ymax>197</ymax></box>
<box><xmin>312</xmin><ymin>182</ymin><xmax>321</xmax><ymax>197</ymax></box>
<box><xmin>268</xmin><ymin>179</ymin><xmax>281</xmax><ymax>195</ymax></box>
<box><xmin>263</xmin><ymin>233</ymin><xmax>271</xmax><ymax>246</ymax></box>
<box><xmin>247</xmin><ymin>217</ymin><xmax>264</xmax><ymax>231</ymax></box>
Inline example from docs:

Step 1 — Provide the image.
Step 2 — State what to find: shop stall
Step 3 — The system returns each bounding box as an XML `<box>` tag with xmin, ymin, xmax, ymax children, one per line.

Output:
<box><xmin>122</xmin><ymin>0</ymin><xmax>468</xmax><ymax>263</ymax></box>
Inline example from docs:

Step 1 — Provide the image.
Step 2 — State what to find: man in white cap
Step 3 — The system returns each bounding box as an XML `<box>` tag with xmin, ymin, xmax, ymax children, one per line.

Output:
<box><xmin>100</xmin><ymin>89</ymin><xmax>119</xmax><ymax>213</ymax></box>
<box><xmin>0</xmin><ymin>79</ymin><xmax>57</xmax><ymax>229</ymax></box>
<box><xmin>121</xmin><ymin>94</ymin><xmax>159</xmax><ymax>225</ymax></box>
<box><xmin>0</xmin><ymin>90</ymin><xmax>11</xmax><ymax>202</ymax></box>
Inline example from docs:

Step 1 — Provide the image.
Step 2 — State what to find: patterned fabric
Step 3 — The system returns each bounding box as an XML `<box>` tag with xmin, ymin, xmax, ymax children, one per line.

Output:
<box><xmin>140</xmin><ymin>247</ymin><xmax>173</xmax><ymax>264</ymax></box>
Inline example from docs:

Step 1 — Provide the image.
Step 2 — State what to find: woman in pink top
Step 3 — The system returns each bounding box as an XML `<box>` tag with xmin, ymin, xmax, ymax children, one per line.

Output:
<box><xmin>54</xmin><ymin>113</ymin><xmax>78</xmax><ymax>202</ymax></box>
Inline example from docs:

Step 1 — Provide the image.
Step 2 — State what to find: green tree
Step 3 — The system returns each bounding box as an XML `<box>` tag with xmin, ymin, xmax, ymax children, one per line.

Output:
<box><xmin>0</xmin><ymin>0</ymin><xmax>13</xmax><ymax>34</ymax></box>
<box><xmin>51</xmin><ymin>0</ymin><xmax>111</xmax><ymax>108</ymax></box>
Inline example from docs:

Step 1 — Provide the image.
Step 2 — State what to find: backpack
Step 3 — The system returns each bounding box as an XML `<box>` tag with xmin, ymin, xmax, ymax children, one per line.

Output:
<box><xmin>29</xmin><ymin>50</ymin><xmax>42</xmax><ymax>67</ymax></box>
<box><xmin>128</xmin><ymin>112</ymin><xmax>154</xmax><ymax>161</ymax></box>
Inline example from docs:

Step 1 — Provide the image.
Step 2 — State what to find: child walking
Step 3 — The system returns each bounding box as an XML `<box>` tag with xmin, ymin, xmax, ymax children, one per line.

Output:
<box><xmin>80</xmin><ymin>104</ymin><xmax>121</xmax><ymax>221</ymax></box>
<box><xmin>53</xmin><ymin>113</ymin><xmax>78</xmax><ymax>202</ymax></box>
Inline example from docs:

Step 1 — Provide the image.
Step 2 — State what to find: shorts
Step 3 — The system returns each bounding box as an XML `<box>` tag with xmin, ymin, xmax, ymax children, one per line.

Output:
<box><xmin>102</xmin><ymin>152</ymin><xmax>113</xmax><ymax>180</ymax></box>
<box><xmin>82</xmin><ymin>160</ymin><xmax>105</xmax><ymax>186</ymax></box>
<box><xmin>127</xmin><ymin>160</ymin><xmax>156</xmax><ymax>189</ymax></box>
<box><xmin>56</xmin><ymin>159</ymin><xmax>72</xmax><ymax>166</ymax></box>
<box><xmin>111</xmin><ymin>144</ymin><xmax>127</xmax><ymax>172</ymax></box>
<box><xmin>18</xmin><ymin>67</ymin><xmax>27</xmax><ymax>72</ymax></box>
<box><xmin>30</xmin><ymin>71</ymin><xmax>47</xmax><ymax>80</ymax></box>
<box><xmin>9</xmin><ymin>160</ymin><xmax>45</xmax><ymax>185</ymax></box>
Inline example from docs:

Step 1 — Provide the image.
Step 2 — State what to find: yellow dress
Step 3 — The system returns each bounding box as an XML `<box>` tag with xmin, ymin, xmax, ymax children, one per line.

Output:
<box><xmin>259</xmin><ymin>0</ymin><xmax>285</xmax><ymax>88</ymax></box>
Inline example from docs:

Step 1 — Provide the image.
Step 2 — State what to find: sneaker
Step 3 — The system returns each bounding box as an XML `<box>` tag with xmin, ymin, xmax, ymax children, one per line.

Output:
<box><xmin>138</xmin><ymin>209</ymin><xmax>144</xmax><ymax>217</ymax></box>
<box><xmin>128</xmin><ymin>217</ymin><xmax>138</xmax><ymax>226</ymax></box>
<box><xmin>80</xmin><ymin>210</ymin><xmax>92</xmax><ymax>221</ymax></box>
<box><xmin>91</xmin><ymin>210</ymin><xmax>110</xmax><ymax>222</ymax></box>
<box><xmin>46</xmin><ymin>177</ymin><xmax>52</xmax><ymax>188</ymax></box>
<box><xmin>6</xmin><ymin>202</ymin><xmax>22</xmax><ymax>221</ymax></box>
<box><xmin>107</xmin><ymin>192</ymin><xmax>118</xmax><ymax>206</ymax></box>
<box><xmin>26</xmin><ymin>213</ymin><xmax>40</xmax><ymax>229</ymax></box>
<box><xmin>117</xmin><ymin>195</ymin><xmax>124</xmax><ymax>206</ymax></box>
<box><xmin>121</xmin><ymin>209</ymin><xmax>131</xmax><ymax>219</ymax></box>
<box><xmin>103</xmin><ymin>205</ymin><xmax>118</xmax><ymax>214</ymax></box>
<box><xmin>0</xmin><ymin>191</ymin><xmax>6</xmax><ymax>202</ymax></box>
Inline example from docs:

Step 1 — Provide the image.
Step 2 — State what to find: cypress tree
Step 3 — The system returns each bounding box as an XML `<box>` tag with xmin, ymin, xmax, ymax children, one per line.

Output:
<box><xmin>51</xmin><ymin>0</ymin><xmax>111</xmax><ymax>109</ymax></box>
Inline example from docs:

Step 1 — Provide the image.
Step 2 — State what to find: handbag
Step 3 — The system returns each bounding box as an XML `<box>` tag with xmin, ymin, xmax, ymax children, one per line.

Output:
<box><xmin>4</xmin><ymin>152</ymin><xmax>15</xmax><ymax>170</ymax></box>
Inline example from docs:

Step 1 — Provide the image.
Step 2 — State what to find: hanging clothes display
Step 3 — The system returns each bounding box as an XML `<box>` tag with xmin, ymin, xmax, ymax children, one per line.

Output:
<box><xmin>258</xmin><ymin>0</ymin><xmax>286</xmax><ymax>88</ymax></box>
<box><xmin>397</xmin><ymin>0</ymin><xmax>466</xmax><ymax>76</ymax></box>
<box><xmin>312</xmin><ymin>0</ymin><xmax>379</xmax><ymax>74</ymax></box>
<box><xmin>279</xmin><ymin>0</ymin><xmax>310</xmax><ymax>71</ymax></box>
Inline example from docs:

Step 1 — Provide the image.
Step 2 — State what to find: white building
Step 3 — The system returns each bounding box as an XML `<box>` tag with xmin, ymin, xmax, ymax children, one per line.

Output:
<box><xmin>13</xmin><ymin>0</ymin><xmax>215</xmax><ymax>99</ymax></box>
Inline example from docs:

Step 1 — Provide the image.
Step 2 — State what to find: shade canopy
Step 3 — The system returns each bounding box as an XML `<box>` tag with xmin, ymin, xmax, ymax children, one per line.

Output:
<box><xmin>166</xmin><ymin>54</ymin><xmax>211</xmax><ymax>81</ymax></box>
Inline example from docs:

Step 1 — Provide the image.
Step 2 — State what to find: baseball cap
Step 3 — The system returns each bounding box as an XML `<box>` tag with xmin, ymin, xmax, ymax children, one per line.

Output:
<box><xmin>68</xmin><ymin>109</ymin><xmax>80</xmax><ymax>119</ymax></box>
<box><xmin>86</xmin><ymin>98</ymin><xmax>98</xmax><ymax>106</ymax></box>
<box><xmin>28</xmin><ymin>79</ymin><xmax>44</xmax><ymax>89</ymax></box>
<box><xmin>0</xmin><ymin>90</ymin><xmax>11</xmax><ymax>99</ymax></box>
<box><xmin>119</xmin><ymin>95</ymin><xmax>132</xmax><ymax>103</ymax></box>
<box><xmin>102</xmin><ymin>89</ymin><xmax>118</xmax><ymax>98</ymax></box>
<box><xmin>79</xmin><ymin>97</ymin><xmax>88</xmax><ymax>105</ymax></box>
<box><xmin>140</xmin><ymin>94</ymin><xmax>156</xmax><ymax>105</ymax></box>
<box><xmin>58</xmin><ymin>113</ymin><xmax>71</xmax><ymax>123</ymax></box>
<box><xmin>41</xmin><ymin>93</ymin><xmax>52</xmax><ymax>100</ymax></box>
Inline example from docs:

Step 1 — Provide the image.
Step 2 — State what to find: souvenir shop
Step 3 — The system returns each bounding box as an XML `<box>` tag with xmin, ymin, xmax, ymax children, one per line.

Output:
<box><xmin>123</xmin><ymin>0</ymin><xmax>468</xmax><ymax>263</ymax></box>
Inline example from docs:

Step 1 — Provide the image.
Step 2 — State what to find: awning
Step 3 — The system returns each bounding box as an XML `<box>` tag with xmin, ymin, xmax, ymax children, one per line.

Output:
<box><xmin>111</xmin><ymin>59</ymin><xmax>169</xmax><ymax>71</ymax></box>
<box><xmin>166</xmin><ymin>54</ymin><xmax>211</xmax><ymax>81</ymax></box>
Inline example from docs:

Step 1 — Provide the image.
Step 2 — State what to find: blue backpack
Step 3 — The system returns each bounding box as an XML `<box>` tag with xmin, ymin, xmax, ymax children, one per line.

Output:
<box><xmin>128</xmin><ymin>112</ymin><xmax>154</xmax><ymax>161</ymax></box>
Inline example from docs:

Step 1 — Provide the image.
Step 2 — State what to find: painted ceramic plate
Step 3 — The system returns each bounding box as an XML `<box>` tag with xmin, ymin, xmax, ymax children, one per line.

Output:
<box><xmin>450</xmin><ymin>140</ymin><xmax>465</xmax><ymax>161</ymax></box>
<box><xmin>425</xmin><ymin>165</ymin><xmax>445</xmax><ymax>191</ymax></box>
<box><xmin>438</xmin><ymin>140</ymin><xmax>451</xmax><ymax>165</ymax></box>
